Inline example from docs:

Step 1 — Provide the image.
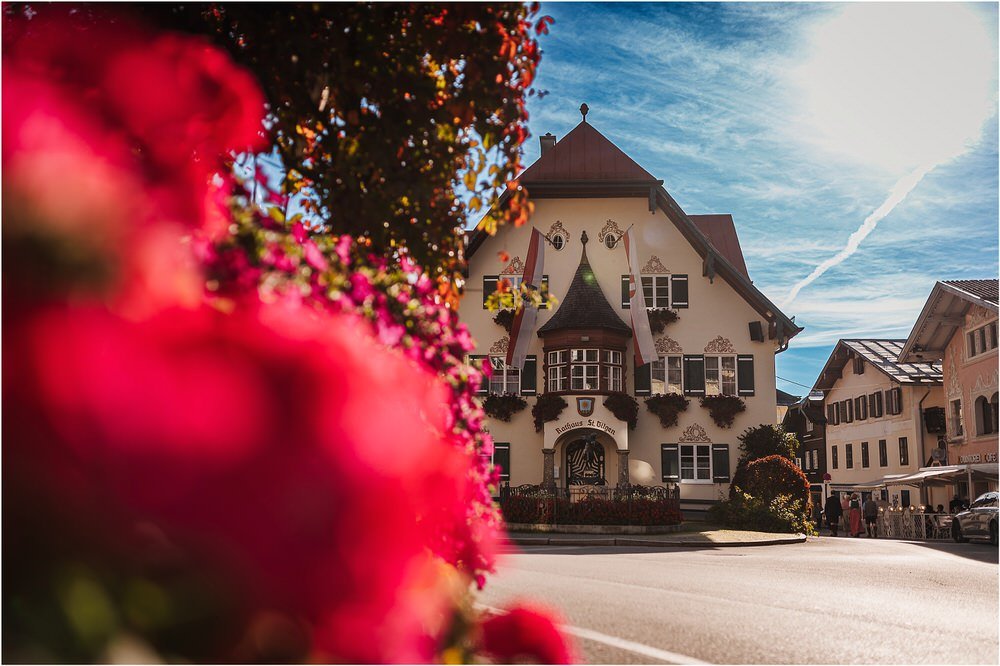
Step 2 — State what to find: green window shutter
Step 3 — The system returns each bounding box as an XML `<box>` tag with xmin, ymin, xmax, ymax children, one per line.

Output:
<box><xmin>521</xmin><ymin>355</ymin><xmax>537</xmax><ymax>396</ymax></box>
<box><xmin>661</xmin><ymin>443</ymin><xmax>680</xmax><ymax>482</ymax></box>
<box><xmin>483</xmin><ymin>276</ymin><xmax>498</xmax><ymax>308</ymax></box>
<box><xmin>621</xmin><ymin>275</ymin><xmax>631</xmax><ymax>308</ymax></box>
<box><xmin>634</xmin><ymin>360</ymin><xmax>651</xmax><ymax>396</ymax></box>
<box><xmin>539</xmin><ymin>275</ymin><xmax>550</xmax><ymax>310</ymax></box>
<box><xmin>737</xmin><ymin>355</ymin><xmax>755</xmax><ymax>396</ymax></box>
<box><xmin>712</xmin><ymin>444</ymin><xmax>731</xmax><ymax>483</ymax></box>
<box><xmin>470</xmin><ymin>355</ymin><xmax>488</xmax><ymax>395</ymax></box>
<box><xmin>493</xmin><ymin>443</ymin><xmax>511</xmax><ymax>481</ymax></box>
<box><xmin>670</xmin><ymin>274</ymin><xmax>689</xmax><ymax>308</ymax></box>
<box><xmin>683</xmin><ymin>355</ymin><xmax>705</xmax><ymax>396</ymax></box>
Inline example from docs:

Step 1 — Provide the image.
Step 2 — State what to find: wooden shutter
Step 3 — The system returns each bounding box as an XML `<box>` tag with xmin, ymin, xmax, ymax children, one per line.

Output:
<box><xmin>539</xmin><ymin>275</ymin><xmax>550</xmax><ymax>310</ymax></box>
<box><xmin>483</xmin><ymin>276</ymin><xmax>498</xmax><ymax>308</ymax></box>
<box><xmin>621</xmin><ymin>275</ymin><xmax>631</xmax><ymax>308</ymax></box>
<box><xmin>827</xmin><ymin>403</ymin><xmax>838</xmax><ymax>425</ymax></box>
<box><xmin>493</xmin><ymin>443</ymin><xmax>511</xmax><ymax>481</ymax></box>
<box><xmin>661</xmin><ymin>443</ymin><xmax>680</xmax><ymax>482</ymax></box>
<box><xmin>737</xmin><ymin>355</ymin><xmax>755</xmax><ymax>396</ymax></box>
<box><xmin>868</xmin><ymin>392</ymin><xmax>877</xmax><ymax>417</ymax></box>
<box><xmin>712</xmin><ymin>444</ymin><xmax>731</xmax><ymax>483</ymax></box>
<box><xmin>887</xmin><ymin>387</ymin><xmax>902</xmax><ymax>415</ymax></box>
<box><xmin>845</xmin><ymin>399</ymin><xmax>854</xmax><ymax>423</ymax></box>
<box><xmin>670</xmin><ymin>274</ymin><xmax>689</xmax><ymax>308</ymax></box>
<box><xmin>873</xmin><ymin>392</ymin><xmax>883</xmax><ymax>417</ymax></box>
<box><xmin>470</xmin><ymin>355</ymin><xmax>488</xmax><ymax>395</ymax></box>
<box><xmin>520</xmin><ymin>355</ymin><xmax>537</xmax><ymax>396</ymax></box>
<box><xmin>683</xmin><ymin>355</ymin><xmax>705</xmax><ymax>396</ymax></box>
<box><xmin>634</xmin><ymin>361</ymin><xmax>651</xmax><ymax>396</ymax></box>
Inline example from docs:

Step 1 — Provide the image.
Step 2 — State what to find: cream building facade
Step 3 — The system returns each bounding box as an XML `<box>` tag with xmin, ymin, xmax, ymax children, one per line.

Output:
<box><xmin>815</xmin><ymin>340</ymin><xmax>945</xmax><ymax>507</ymax></box>
<box><xmin>460</xmin><ymin>117</ymin><xmax>800</xmax><ymax>511</ymax></box>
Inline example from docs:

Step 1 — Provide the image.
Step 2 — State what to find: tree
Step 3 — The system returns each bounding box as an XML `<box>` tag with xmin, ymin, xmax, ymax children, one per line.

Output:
<box><xmin>134</xmin><ymin>3</ymin><xmax>549</xmax><ymax>290</ymax></box>
<box><xmin>737</xmin><ymin>423</ymin><xmax>800</xmax><ymax>463</ymax></box>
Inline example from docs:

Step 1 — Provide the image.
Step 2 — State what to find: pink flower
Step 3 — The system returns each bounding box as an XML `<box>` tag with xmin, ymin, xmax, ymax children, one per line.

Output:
<box><xmin>479</xmin><ymin>604</ymin><xmax>577</xmax><ymax>664</ymax></box>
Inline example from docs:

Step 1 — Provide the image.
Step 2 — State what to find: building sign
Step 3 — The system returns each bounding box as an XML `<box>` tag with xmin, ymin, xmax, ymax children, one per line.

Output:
<box><xmin>959</xmin><ymin>452</ymin><xmax>998</xmax><ymax>464</ymax></box>
<box><xmin>543</xmin><ymin>396</ymin><xmax>628</xmax><ymax>451</ymax></box>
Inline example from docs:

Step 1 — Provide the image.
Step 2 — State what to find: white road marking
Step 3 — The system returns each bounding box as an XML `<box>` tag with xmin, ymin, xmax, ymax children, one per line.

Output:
<box><xmin>476</xmin><ymin>604</ymin><xmax>709</xmax><ymax>665</ymax></box>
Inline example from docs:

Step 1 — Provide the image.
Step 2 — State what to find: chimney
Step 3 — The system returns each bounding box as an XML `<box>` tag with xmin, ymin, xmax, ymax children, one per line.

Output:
<box><xmin>539</xmin><ymin>132</ymin><xmax>556</xmax><ymax>155</ymax></box>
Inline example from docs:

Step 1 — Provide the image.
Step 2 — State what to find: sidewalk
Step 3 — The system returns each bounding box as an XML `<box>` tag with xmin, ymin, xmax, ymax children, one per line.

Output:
<box><xmin>505</xmin><ymin>527</ymin><xmax>806</xmax><ymax>548</ymax></box>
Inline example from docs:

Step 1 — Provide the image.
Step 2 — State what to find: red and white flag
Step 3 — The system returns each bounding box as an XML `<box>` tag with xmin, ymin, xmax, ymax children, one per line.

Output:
<box><xmin>506</xmin><ymin>227</ymin><xmax>545</xmax><ymax>369</ymax></box>
<box><xmin>624</xmin><ymin>228</ymin><xmax>657</xmax><ymax>366</ymax></box>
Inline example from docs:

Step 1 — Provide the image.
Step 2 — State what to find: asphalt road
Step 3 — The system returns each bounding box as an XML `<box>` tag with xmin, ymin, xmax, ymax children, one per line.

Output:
<box><xmin>478</xmin><ymin>536</ymin><xmax>999</xmax><ymax>664</ymax></box>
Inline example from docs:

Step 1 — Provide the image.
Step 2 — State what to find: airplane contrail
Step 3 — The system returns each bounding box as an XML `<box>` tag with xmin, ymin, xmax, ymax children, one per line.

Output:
<box><xmin>780</xmin><ymin>163</ymin><xmax>935</xmax><ymax>307</ymax></box>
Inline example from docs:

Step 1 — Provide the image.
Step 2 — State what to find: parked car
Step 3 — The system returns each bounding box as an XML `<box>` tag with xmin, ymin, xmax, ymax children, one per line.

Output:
<box><xmin>951</xmin><ymin>491</ymin><xmax>998</xmax><ymax>545</ymax></box>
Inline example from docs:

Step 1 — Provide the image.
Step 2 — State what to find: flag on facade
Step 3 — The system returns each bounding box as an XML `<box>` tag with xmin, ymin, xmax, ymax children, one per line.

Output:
<box><xmin>506</xmin><ymin>227</ymin><xmax>545</xmax><ymax>369</ymax></box>
<box><xmin>624</xmin><ymin>228</ymin><xmax>657</xmax><ymax>366</ymax></box>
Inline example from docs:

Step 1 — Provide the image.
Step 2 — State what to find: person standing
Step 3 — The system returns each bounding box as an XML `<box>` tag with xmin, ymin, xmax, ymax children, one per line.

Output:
<box><xmin>825</xmin><ymin>492</ymin><xmax>844</xmax><ymax>537</ymax></box>
<box><xmin>863</xmin><ymin>494</ymin><xmax>879</xmax><ymax>537</ymax></box>
<box><xmin>840</xmin><ymin>492</ymin><xmax>851</xmax><ymax>534</ymax></box>
<box><xmin>848</xmin><ymin>492</ymin><xmax>862</xmax><ymax>537</ymax></box>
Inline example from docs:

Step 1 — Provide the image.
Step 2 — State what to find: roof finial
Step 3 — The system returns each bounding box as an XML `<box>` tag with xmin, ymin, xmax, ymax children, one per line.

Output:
<box><xmin>581</xmin><ymin>230</ymin><xmax>589</xmax><ymax>245</ymax></box>
<box><xmin>580</xmin><ymin>102</ymin><xmax>589</xmax><ymax>122</ymax></box>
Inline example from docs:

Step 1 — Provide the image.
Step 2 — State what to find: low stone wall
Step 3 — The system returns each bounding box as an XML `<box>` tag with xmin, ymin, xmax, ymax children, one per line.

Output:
<box><xmin>506</xmin><ymin>523</ymin><xmax>683</xmax><ymax>535</ymax></box>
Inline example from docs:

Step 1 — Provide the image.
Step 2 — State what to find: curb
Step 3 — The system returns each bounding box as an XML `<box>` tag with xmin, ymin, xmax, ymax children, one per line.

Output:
<box><xmin>506</xmin><ymin>534</ymin><xmax>807</xmax><ymax>548</ymax></box>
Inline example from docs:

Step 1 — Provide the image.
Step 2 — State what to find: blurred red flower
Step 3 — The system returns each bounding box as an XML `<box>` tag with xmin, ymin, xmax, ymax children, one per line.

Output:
<box><xmin>479</xmin><ymin>604</ymin><xmax>576</xmax><ymax>664</ymax></box>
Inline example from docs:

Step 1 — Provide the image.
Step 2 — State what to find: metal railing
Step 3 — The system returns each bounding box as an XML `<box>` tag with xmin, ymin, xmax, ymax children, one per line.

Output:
<box><xmin>877</xmin><ymin>508</ymin><xmax>953</xmax><ymax>540</ymax></box>
<box><xmin>498</xmin><ymin>482</ymin><xmax>683</xmax><ymax>526</ymax></box>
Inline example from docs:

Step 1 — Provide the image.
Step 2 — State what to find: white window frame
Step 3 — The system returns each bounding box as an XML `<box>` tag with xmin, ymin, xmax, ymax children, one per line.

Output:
<box><xmin>968</xmin><ymin>320</ymin><xmax>999</xmax><ymax>358</ymax></box>
<box><xmin>570</xmin><ymin>348</ymin><xmax>599</xmax><ymax>391</ymax></box>
<box><xmin>488</xmin><ymin>356</ymin><xmax>520</xmax><ymax>395</ymax></box>
<box><xmin>651</xmin><ymin>354</ymin><xmax>683</xmax><ymax>395</ymax></box>
<box><xmin>680</xmin><ymin>443</ymin><xmax>712</xmax><ymax>483</ymax></box>
<box><xmin>547</xmin><ymin>350</ymin><xmax>567</xmax><ymax>392</ymax></box>
<box><xmin>705</xmin><ymin>355</ymin><xmax>737</xmax><ymax>396</ymax></box>
<box><xmin>602</xmin><ymin>350</ymin><xmax>623</xmax><ymax>392</ymax></box>
<box><xmin>641</xmin><ymin>275</ymin><xmax>671</xmax><ymax>309</ymax></box>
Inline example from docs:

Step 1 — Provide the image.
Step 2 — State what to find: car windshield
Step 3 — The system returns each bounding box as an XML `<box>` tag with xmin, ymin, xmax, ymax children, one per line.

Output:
<box><xmin>969</xmin><ymin>492</ymin><xmax>998</xmax><ymax>509</ymax></box>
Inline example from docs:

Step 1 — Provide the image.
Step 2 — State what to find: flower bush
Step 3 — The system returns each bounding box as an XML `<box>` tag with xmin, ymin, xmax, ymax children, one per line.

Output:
<box><xmin>499</xmin><ymin>496</ymin><xmax>683</xmax><ymax>526</ymax></box>
<box><xmin>644</xmin><ymin>393</ymin><xmax>690</xmax><ymax>428</ymax></box>
<box><xmin>2</xmin><ymin>6</ymin><xmax>571</xmax><ymax>663</ymax></box>
<box><xmin>604</xmin><ymin>392</ymin><xmax>639</xmax><ymax>430</ymax></box>
<box><xmin>700</xmin><ymin>394</ymin><xmax>746</xmax><ymax>428</ymax></box>
<box><xmin>731</xmin><ymin>455</ymin><xmax>811</xmax><ymax>508</ymax></box>
<box><xmin>647</xmin><ymin>308</ymin><xmax>679</xmax><ymax>334</ymax></box>
<box><xmin>493</xmin><ymin>308</ymin><xmax>516</xmax><ymax>332</ymax></box>
<box><xmin>707</xmin><ymin>490</ymin><xmax>816</xmax><ymax>536</ymax></box>
<box><xmin>532</xmin><ymin>393</ymin><xmax>569</xmax><ymax>432</ymax></box>
<box><xmin>483</xmin><ymin>394</ymin><xmax>529</xmax><ymax>422</ymax></box>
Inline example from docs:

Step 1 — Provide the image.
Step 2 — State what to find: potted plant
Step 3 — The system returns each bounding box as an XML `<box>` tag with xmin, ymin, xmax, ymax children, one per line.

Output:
<box><xmin>700</xmin><ymin>394</ymin><xmax>746</xmax><ymax>428</ymax></box>
<box><xmin>644</xmin><ymin>393</ymin><xmax>690</xmax><ymax>428</ymax></box>
<box><xmin>532</xmin><ymin>393</ymin><xmax>568</xmax><ymax>432</ymax></box>
<box><xmin>647</xmin><ymin>308</ymin><xmax>679</xmax><ymax>334</ymax></box>
<box><xmin>483</xmin><ymin>393</ymin><xmax>528</xmax><ymax>422</ymax></box>
<box><xmin>603</xmin><ymin>392</ymin><xmax>639</xmax><ymax>430</ymax></box>
<box><xmin>492</xmin><ymin>309</ymin><xmax>516</xmax><ymax>333</ymax></box>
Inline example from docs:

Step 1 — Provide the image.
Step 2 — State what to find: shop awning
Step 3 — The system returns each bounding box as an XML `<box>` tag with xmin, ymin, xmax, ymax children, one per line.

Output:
<box><xmin>829</xmin><ymin>478</ymin><xmax>894</xmax><ymax>491</ymax></box>
<box><xmin>883</xmin><ymin>463</ymin><xmax>999</xmax><ymax>487</ymax></box>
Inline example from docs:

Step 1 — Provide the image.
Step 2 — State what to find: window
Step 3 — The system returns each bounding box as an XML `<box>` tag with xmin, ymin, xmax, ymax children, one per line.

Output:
<box><xmin>827</xmin><ymin>403</ymin><xmax>840</xmax><ymax>426</ymax></box>
<box><xmin>547</xmin><ymin>350</ymin><xmax>568</xmax><ymax>392</ymax></box>
<box><xmin>885</xmin><ymin>387</ymin><xmax>902</xmax><ymax>415</ymax></box>
<box><xmin>869</xmin><ymin>392</ymin><xmax>884</xmax><ymax>418</ymax></box>
<box><xmin>705</xmin><ymin>356</ymin><xmax>737</xmax><ymax>396</ymax></box>
<box><xmin>551</xmin><ymin>231</ymin><xmax>567</xmax><ymax>251</ymax></box>
<box><xmin>488</xmin><ymin>356</ymin><xmax>521</xmax><ymax>395</ymax></box>
<box><xmin>680</xmin><ymin>444</ymin><xmax>712</xmax><ymax>481</ymax></box>
<box><xmin>861</xmin><ymin>441</ymin><xmax>870</xmax><ymax>468</ymax></box>
<box><xmin>641</xmin><ymin>275</ymin><xmax>671</xmax><ymax>309</ymax></box>
<box><xmin>837</xmin><ymin>400</ymin><xmax>847</xmax><ymax>423</ymax></box>
<box><xmin>900</xmin><ymin>489</ymin><xmax>911</xmax><ymax>508</ymax></box>
<box><xmin>846</xmin><ymin>443</ymin><xmax>854</xmax><ymax>469</ymax></box>
<box><xmin>570</xmin><ymin>348</ymin><xmax>599</xmax><ymax>391</ymax></box>
<box><xmin>651</xmin><ymin>355</ymin><xmax>683</xmax><ymax>395</ymax></box>
<box><xmin>898</xmin><ymin>437</ymin><xmax>909</xmax><ymax>466</ymax></box>
<box><xmin>853</xmin><ymin>356</ymin><xmax>865</xmax><ymax>375</ymax></box>
<box><xmin>844</xmin><ymin>399</ymin><xmax>854</xmax><ymax>423</ymax></box>
<box><xmin>831</xmin><ymin>445</ymin><xmax>839</xmax><ymax>469</ymax></box>
<box><xmin>806</xmin><ymin>419</ymin><xmax>814</xmax><ymax>434</ymax></box>
<box><xmin>855</xmin><ymin>395</ymin><xmax>868</xmax><ymax>420</ymax></box>
<box><xmin>810</xmin><ymin>449</ymin><xmax>818</xmax><ymax>470</ymax></box>
<box><xmin>602</xmin><ymin>350</ymin><xmax>623</xmax><ymax>392</ymax></box>
<box><xmin>951</xmin><ymin>399</ymin><xmax>964</xmax><ymax>437</ymax></box>
<box><xmin>993</xmin><ymin>393</ymin><xmax>1000</xmax><ymax>435</ymax></box>
<box><xmin>482</xmin><ymin>274</ymin><xmax>549</xmax><ymax>309</ymax></box>
<box><xmin>967</xmin><ymin>321</ymin><xmax>999</xmax><ymax>358</ymax></box>
<box><xmin>878</xmin><ymin>439</ymin><xmax>888</xmax><ymax>467</ymax></box>
<box><xmin>604</xmin><ymin>233</ymin><xmax>618</xmax><ymax>249</ymax></box>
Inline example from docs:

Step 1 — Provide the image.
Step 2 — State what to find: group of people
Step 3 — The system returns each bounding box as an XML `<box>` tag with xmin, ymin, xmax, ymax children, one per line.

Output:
<box><xmin>823</xmin><ymin>491</ymin><xmax>880</xmax><ymax>538</ymax></box>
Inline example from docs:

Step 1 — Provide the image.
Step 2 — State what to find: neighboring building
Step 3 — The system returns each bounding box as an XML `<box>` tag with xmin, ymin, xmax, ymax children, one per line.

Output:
<box><xmin>461</xmin><ymin>114</ymin><xmax>801</xmax><ymax>512</ymax></box>
<box><xmin>899</xmin><ymin>279</ymin><xmax>999</xmax><ymax>500</ymax></box>
<box><xmin>814</xmin><ymin>340</ymin><xmax>944</xmax><ymax>508</ymax></box>
<box><xmin>781</xmin><ymin>393</ymin><xmax>828</xmax><ymax>510</ymax></box>
<box><xmin>776</xmin><ymin>388</ymin><xmax>799</xmax><ymax>424</ymax></box>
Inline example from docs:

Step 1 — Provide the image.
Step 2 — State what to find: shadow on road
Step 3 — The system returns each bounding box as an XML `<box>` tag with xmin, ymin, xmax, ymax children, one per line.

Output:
<box><xmin>907</xmin><ymin>539</ymin><xmax>999</xmax><ymax>564</ymax></box>
<box><xmin>505</xmin><ymin>544</ymin><xmax>789</xmax><ymax>556</ymax></box>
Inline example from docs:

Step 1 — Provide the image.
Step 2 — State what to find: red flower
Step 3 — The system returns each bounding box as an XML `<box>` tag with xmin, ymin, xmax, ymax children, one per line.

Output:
<box><xmin>479</xmin><ymin>604</ymin><xmax>576</xmax><ymax>664</ymax></box>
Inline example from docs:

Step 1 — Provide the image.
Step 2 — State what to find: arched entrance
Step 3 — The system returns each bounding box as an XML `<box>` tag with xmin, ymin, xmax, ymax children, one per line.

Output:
<box><xmin>565</xmin><ymin>433</ymin><xmax>607</xmax><ymax>487</ymax></box>
<box><xmin>553</xmin><ymin>428</ymin><xmax>619</xmax><ymax>499</ymax></box>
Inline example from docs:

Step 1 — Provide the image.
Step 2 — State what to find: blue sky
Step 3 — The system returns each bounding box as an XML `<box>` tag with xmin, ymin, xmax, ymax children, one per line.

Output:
<box><xmin>522</xmin><ymin>2</ymin><xmax>999</xmax><ymax>396</ymax></box>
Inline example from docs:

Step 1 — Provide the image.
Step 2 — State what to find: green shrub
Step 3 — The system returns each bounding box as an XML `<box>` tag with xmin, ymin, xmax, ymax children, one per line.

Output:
<box><xmin>707</xmin><ymin>490</ymin><xmax>816</xmax><ymax>535</ymax></box>
<box><xmin>730</xmin><ymin>454</ymin><xmax>810</xmax><ymax>510</ymax></box>
<box><xmin>738</xmin><ymin>424</ymin><xmax>799</xmax><ymax>461</ymax></box>
<box><xmin>499</xmin><ymin>495</ymin><xmax>683</xmax><ymax>526</ymax></box>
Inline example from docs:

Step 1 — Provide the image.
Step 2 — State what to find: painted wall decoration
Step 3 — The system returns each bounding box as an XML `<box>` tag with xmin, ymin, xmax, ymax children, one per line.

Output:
<box><xmin>598</xmin><ymin>218</ymin><xmax>624</xmax><ymax>248</ymax></box>
<box><xmin>655</xmin><ymin>336</ymin><xmax>682</xmax><ymax>354</ymax></box>
<box><xmin>641</xmin><ymin>255</ymin><xmax>670</xmax><ymax>274</ymax></box>
<box><xmin>704</xmin><ymin>335</ymin><xmax>735</xmax><ymax>354</ymax></box>
<box><xmin>501</xmin><ymin>256</ymin><xmax>525</xmax><ymax>275</ymax></box>
<box><xmin>678</xmin><ymin>423</ymin><xmax>711</xmax><ymax>443</ymax></box>
<box><xmin>489</xmin><ymin>336</ymin><xmax>510</xmax><ymax>355</ymax></box>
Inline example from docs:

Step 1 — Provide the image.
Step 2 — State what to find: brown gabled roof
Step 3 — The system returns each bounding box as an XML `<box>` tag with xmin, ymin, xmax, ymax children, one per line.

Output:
<box><xmin>536</xmin><ymin>241</ymin><xmax>631</xmax><ymax>336</ymax></box>
<box><xmin>517</xmin><ymin>121</ymin><xmax>659</xmax><ymax>183</ymax></box>
<box><xmin>814</xmin><ymin>339</ymin><xmax>942</xmax><ymax>392</ymax></box>
<box><xmin>689</xmin><ymin>214</ymin><xmax>750</xmax><ymax>279</ymax></box>
<box><xmin>899</xmin><ymin>279</ymin><xmax>999</xmax><ymax>362</ymax></box>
